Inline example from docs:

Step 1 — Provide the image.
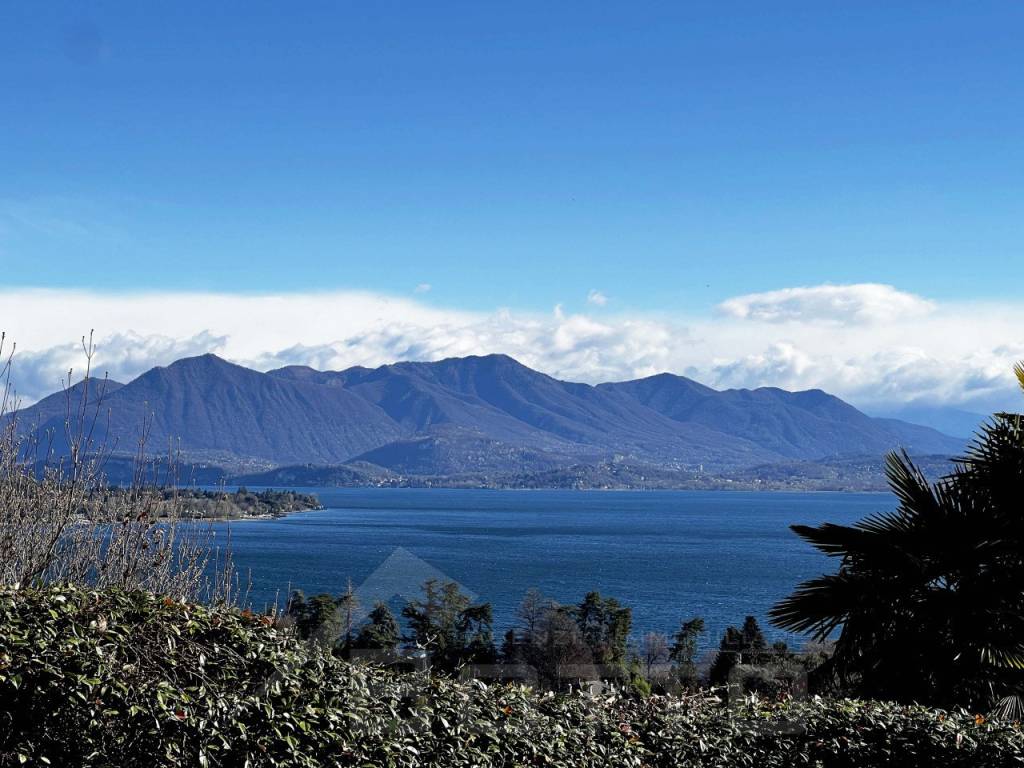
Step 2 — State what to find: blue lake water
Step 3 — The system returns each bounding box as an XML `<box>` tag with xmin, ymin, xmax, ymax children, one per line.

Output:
<box><xmin>216</xmin><ymin>489</ymin><xmax>889</xmax><ymax>651</ymax></box>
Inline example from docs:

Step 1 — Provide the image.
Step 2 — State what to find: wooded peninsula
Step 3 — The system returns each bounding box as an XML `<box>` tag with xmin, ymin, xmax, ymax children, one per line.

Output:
<box><xmin>78</xmin><ymin>487</ymin><xmax>322</xmax><ymax>520</ymax></box>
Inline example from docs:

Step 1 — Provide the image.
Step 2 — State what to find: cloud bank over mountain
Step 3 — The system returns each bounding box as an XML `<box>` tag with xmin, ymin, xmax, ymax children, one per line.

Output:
<box><xmin>718</xmin><ymin>283</ymin><xmax>936</xmax><ymax>324</ymax></box>
<box><xmin>3</xmin><ymin>284</ymin><xmax>1021</xmax><ymax>413</ymax></box>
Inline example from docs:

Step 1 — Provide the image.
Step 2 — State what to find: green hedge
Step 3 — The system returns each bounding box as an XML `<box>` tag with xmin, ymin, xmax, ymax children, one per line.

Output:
<box><xmin>0</xmin><ymin>585</ymin><xmax>1021</xmax><ymax>767</ymax></box>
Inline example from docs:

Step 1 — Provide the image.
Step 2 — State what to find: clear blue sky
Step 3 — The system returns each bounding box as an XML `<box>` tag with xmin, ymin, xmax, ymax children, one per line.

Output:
<box><xmin>2</xmin><ymin>2</ymin><xmax>1023</xmax><ymax>312</ymax></box>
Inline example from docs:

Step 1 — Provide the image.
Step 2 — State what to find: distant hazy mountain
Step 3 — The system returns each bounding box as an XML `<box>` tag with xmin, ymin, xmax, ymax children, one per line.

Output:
<box><xmin>866</xmin><ymin>404</ymin><xmax>987</xmax><ymax>440</ymax></box>
<box><xmin>15</xmin><ymin>353</ymin><xmax>964</xmax><ymax>479</ymax></box>
<box><xmin>599</xmin><ymin>374</ymin><xmax>962</xmax><ymax>459</ymax></box>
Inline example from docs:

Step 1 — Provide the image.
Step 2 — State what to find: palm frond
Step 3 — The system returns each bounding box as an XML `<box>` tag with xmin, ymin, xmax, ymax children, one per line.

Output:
<box><xmin>769</xmin><ymin>572</ymin><xmax>865</xmax><ymax>640</ymax></box>
<box><xmin>990</xmin><ymin>694</ymin><xmax>1024</xmax><ymax>721</ymax></box>
<box><xmin>774</xmin><ymin>362</ymin><xmax>1024</xmax><ymax>711</ymax></box>
<box><xmin>885</xmin><ymin>450</ymin><xmax>940</xmax><ymax>519</ymax></box>
<box><xmin>980</xmin><ymin>646</ymin><xmax>1024</xmax><ymax>671</ymax></box>
<box><xmin>789</xmin><ymin>522</ymin><xmax>876</xmax><ymax>557</ymax></box>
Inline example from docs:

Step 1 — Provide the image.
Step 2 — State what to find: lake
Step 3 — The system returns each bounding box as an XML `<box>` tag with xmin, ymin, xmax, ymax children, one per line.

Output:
<box><xmin>217</xmin><ymin>488</ymin><xmax>889</xmax><ymax>651</ymax></box>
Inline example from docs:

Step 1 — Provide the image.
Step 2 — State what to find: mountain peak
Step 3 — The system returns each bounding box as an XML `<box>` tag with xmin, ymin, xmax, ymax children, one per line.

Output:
<box><xmin>10</xmin><ymin>377</ymin><xmax>125</xmax><ymax>426</ymax></box>
<box><xmin>15</xmin><ymin>352</ymin><xmax>965</xmax><ymax>476</ymax></box>
<box><xmin>155</xmin><ymin>353</ymin><xmax>256</xmax><ymax>379</ymax></box>
<box><xmin>414</xmin><ymin>352</ymin><xmax>525</xmax><ymax>369</ymax></box>
<box><xmin>172</xmin><ymin>352</ymin><xmax>232</xmax><ymax>367</ymax></box>
<box><xmin>467</xmin><ymin>353</ymin><xmax>519</xmax><ymax>364</ymax></box>
<box><xmin>388</xmin><ymin>353</ymin><xmax>550</xmax><ymax>384</ymax></box>
<box><xmin>599</xmin><ymin>371</ymin><xmax>718</xmax><ymax>404</ymax></box>
<box><xmin>634</xmin><ymin>371</ymin><xmax>716</xmax><ymax>389</ymax></box>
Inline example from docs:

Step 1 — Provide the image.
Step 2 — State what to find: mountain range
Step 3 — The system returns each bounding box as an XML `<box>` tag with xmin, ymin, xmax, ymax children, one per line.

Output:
<box><xmin>13</xmin><ymin>353</ymin><xmax>964</xmax><ymax>486</ymax></box>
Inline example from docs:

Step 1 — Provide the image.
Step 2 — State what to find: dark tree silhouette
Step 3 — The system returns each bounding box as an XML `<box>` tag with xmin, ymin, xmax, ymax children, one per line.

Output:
<box><xmin>572</xmin><ymin>591</ymin><xmax>632</xmax><ymax>667</ymax></box>
<box><xmin>709</xmin><ymin>616</ymin><xmax>767</xmax><ymax>685</ymax></box>
<box><xmin>288</xmin><ymin>591</ymin><xmax>344</xmax><ymax>649</ymax></box>
<box><xmin>355</xmin><ymin>602</ymin><xmax>400</xmax><ymax>651</ymax></box>
<box><xmin>669</xmin><ymin>617</ymin><xmax>705</xmax><ymax>686</ymax></box>
<box><xmin>771</xmin><ymin>365</ymin><xmax>1024</xmax><ymax>717</ymax></box>
<box><xmin>402</xmin><ymin>579</ymin><xmax>495</xmax><ymax>671</ymax></box>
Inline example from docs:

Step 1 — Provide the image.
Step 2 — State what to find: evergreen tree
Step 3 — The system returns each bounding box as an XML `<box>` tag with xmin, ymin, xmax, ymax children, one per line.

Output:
<box><xmin>500</xmin><ymin>628</ymin><xmax>519</xmax><ymax>664</ymax></box>
<box><xmin>740</xmin><ymin>615</ymin><xmax>768</xmax><ymax>665</ymax></box>
<box><xmin>709</xmin><ymin>616</ymin><xmax>768</xmax><ymax>685</ymax></box>
<box><xmin>403</xmin><ymin>579</ymin><xmax>468</xmax><ymax>657</ymax></box>
<box><xmin>335</xmin><ymin>579</ymin><xmax>360</xmax><ymax>658</ymax></box>
<box><xmin>402</xmin><ymin>579</ymin><xmax>495</xmax><ymax>672</ymax></box>
<box><xmin>572</xmin><ymin>591</ymin><xmax>632</xmax><ymax>667</ymax></box>
<box><xmin>669</xmin><ymin>617</ymin><xmax>705</xmax><ymax>685</ymax></box>
<box><xmin>289</xmin><ymin>592</ymin><xmax>344</xmax><ymax>649</ymax></box>
<box><xmin>508</xmin><ymin>590</ymin><xmax>590</xmax><ymax>687</ymax></box>
<box><xmin>354</xmin><ymin>602</ymin><xmax>400</xmax><ymax>651</ymax></box>
<box><xmin>460</xmin><ymin>602</ymin><xmax>497</xmax><ymax>664</ymax></box>
<box><xmin>709</xmin><ymin>626</ymin><xmax>743</xmax><ymax>685</ymax></box>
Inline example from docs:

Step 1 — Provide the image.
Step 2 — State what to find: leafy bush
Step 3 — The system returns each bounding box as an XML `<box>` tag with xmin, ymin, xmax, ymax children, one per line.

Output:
<box><xmin>0</xmin><ymin>585</ymin><xmax>1021</xmax><ymax>767</ymax></box>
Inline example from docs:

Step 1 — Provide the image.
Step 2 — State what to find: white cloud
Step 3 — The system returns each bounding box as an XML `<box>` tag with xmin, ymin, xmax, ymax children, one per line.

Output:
<box><xmin>718</xmin><ymin>283</ymin><xmax>935</xmax><ymax>324</ymax></box>
<box><xmin>712</xmin><ymin>343</ymin><xmax>815</xmax><ymax>391</ymax></box>
<box><xmin>1</xmin><ymin>285</ymin><xmax>1022</xmax><ymax>414</ymax></box>
<box><xmin>587</xmin><ymin>289</ymin><xmax>608</xmax><ymax>306</ymax></box>
<box><xmin>413</xmin><ymin>283</ymin><xmax>431</xmax><ymax>294</ymax></box>
<box><xmin>6</xmin><ymin>331</ymin><xmax>228</xmax><ymax>408</ymax></box>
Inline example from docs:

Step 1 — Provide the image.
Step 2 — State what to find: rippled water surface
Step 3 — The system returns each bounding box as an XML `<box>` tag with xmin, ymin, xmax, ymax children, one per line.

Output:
<box><xmin>218</xmin><ymin>488</ymin><xmax>889</xmax><ymax>648</ymax></box>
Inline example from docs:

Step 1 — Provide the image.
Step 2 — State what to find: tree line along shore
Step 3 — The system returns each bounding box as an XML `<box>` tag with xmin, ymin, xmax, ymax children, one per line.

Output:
<box><xmin>77</xmin><ymin>486</ymin><xmax>322</xmax><ymax>520</ymax></box>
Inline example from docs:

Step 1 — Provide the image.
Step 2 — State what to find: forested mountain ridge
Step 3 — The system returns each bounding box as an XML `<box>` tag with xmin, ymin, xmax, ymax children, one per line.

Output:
<box><xmin>15</xmin><ymin>353</ymin><xmax>963</xmax><ymax>478</ymax></box>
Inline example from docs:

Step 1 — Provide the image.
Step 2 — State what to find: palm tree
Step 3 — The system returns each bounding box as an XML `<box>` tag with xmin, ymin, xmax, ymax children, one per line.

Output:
<box><xmin>770</xmin><ymin>364</ymin><xmax>1024</xmax><ymax>717</ymax></box>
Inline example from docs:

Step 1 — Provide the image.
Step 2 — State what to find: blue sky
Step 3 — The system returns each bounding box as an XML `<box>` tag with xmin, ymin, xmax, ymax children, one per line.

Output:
<box><xmin>4</xmin><ymin>2</ymin><xmax>1024</xmax><ymax>311</ymax></box>
<box><xmin>2</xmin><ymin>3</ymin><xmax>1023</xmax><ymax>415</ymax></box>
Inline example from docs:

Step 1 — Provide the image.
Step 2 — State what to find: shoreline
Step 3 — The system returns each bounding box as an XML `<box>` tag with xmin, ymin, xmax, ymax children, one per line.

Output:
<box><xmin>83</xmin><ymin>488</ymin><xmax>325</xmax><ymax>523</ymax></box>
<box><xmin>219</xmin><ymin>484</ymin><xmax>891</xmax><ymax>496</ymax></box>
<box><xmin>190</xmin><ymin>503</ymin><xmax>325</xmax><ymax>522</ymax></box>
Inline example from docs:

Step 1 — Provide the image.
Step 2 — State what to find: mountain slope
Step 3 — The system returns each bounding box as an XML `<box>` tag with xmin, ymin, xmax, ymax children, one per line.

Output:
<box><xmin>19</xmin><ymin>355</ymin><xmax>405</xmax><ymax>465</ymax></box>
<box><xmin>16</xmin><ymin>353</ymin><xmax>964</xmax><ymax>476</ymax></box>
<box><xmin>271</xmin><ymin>355</ymin><xmax>778</xmax><ymax>467</ymax></box>
<box><xmin>600</xmin><ymin>373</ymin><xmax>962</xmax><ymax>459</ymax></box>
<box><xmin>269</xmin><ymin>360</ymin><xmax>576</xmax><ymax>449</ymax></box>
<box><xmin>11</xmin><ymin>377</ymin><xmax>125</xmax><ymax>430</ymax></box>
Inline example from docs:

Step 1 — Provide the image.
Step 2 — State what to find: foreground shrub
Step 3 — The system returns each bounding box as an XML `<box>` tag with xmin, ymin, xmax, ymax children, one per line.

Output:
<box><xmin>0</xmin><ymin>334</ymin><xmax>235</xmax><ymax>603</ymax></box>
<box><xmin>0</xmin><ymin>585</ymin><xmax>1021</xmax><ymax>767</ymax></box>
